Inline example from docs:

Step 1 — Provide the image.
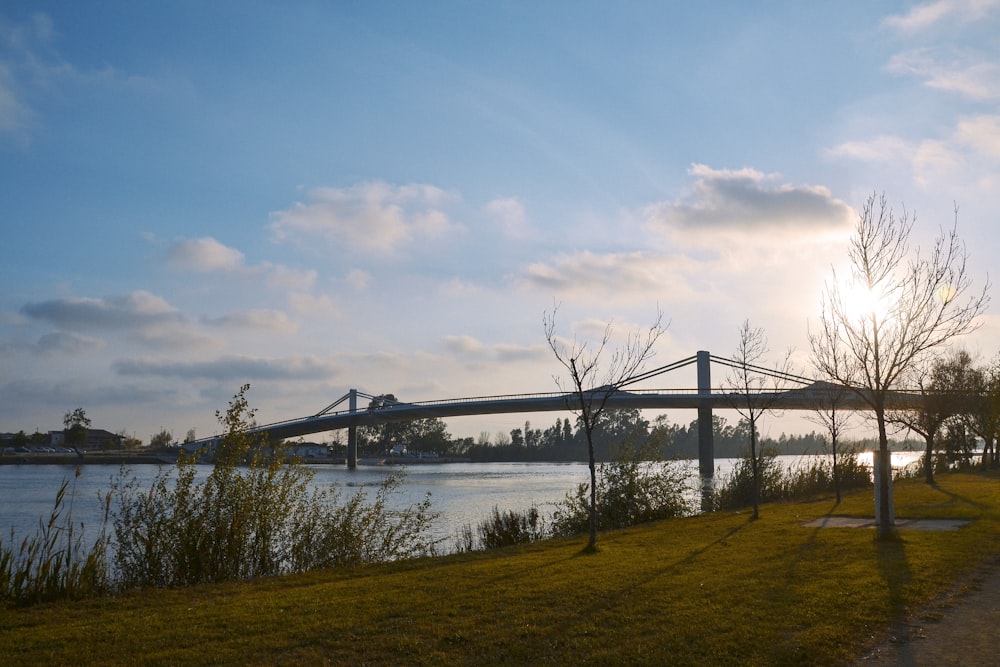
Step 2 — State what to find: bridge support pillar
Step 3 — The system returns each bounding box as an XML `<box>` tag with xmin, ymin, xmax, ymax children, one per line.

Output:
<box><xmin>697</xmin><ymin>350</ymin><xmax>714</xmax><ymax>479</ymax></box>
<box><xmin>347</xmin><ymin>388</ymin><xmax>358</xmax><ymax>469</ymax></box>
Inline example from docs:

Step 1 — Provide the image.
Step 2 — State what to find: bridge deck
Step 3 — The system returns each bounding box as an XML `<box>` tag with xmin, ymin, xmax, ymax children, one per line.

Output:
<box><xmin>249</xmin><ymin>387</ymin><xmax>918</xmax><ymax>442</ymax></box>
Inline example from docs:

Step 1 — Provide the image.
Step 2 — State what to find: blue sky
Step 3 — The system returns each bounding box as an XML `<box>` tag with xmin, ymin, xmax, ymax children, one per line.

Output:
<box><xmin>2</xmin><ymin>1</ymin><xmax>999</xmax><ymax>443</ymax></box>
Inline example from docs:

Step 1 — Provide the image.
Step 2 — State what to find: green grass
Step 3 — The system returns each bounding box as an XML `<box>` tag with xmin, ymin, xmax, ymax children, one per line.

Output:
<box><xmin>3</xmin><ymin>471</ymin><xmax>1000</xmax><ymax>665</ymax></box>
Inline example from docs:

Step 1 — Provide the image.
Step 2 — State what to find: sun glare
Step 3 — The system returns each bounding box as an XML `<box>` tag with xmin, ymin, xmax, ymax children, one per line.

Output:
<box><xmin>840</xmin><ymin>279</ymin><xmax>891</xmax><ymax>321</ymax></box>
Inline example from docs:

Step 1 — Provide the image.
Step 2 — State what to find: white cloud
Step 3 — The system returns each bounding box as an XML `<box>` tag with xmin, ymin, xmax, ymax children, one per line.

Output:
<box><xmin>828</xmin><ymin>115</ymin><xmax>1000</xmax><ymax>187</ymax></box>
<box><xmin>345</xmin><ymin>268</ymin><xmax>371</xmax><ymax>291</ymax></box>
<box><xmin>287</xmin><ymin>292</ymin><xmax>341</xmax><ymax>318</ymax></box>
<box><xmin>168</xmin><ymin>237</ymin><xmax>244</xmax><ymax>271</ymax></box>
<box><xmin>113</xmin><ymin>354</ymin><xmax>340</xmax><ymax>382</ymax></box>
<box><xmin>887</xmin><ymin>48</ymin><xmax>1000</xmax><ymax>100</ymax></box>
<box><xmin>269</xmin><ymin>181</ymin><xmax>461</xmax><ymax>254</ymax></box>
<box><xmin>439</xmin><ymin>277</ymin><xmax>484</xmax><ymax>297</ymax></box>
<box><xmin>826</xmin><ymin>136</ymin><xmax>913</xmax><ymax>162</ymax></box>
<box><xmin>21</xmin><ymin>291</ymin><xmax>183</xmax><ymax>330</ymax></box>
<box><xmin>519</xmin><ymin>250</ymin><xmax>703</xmax><ymax>300</ymax></box>
<box><xmin>483</xmin><ymin>196</ymin><xmax>532</xmax><ymax>240</ymax></box>
<box><xmin>166</xmin><ymin>236</ymin><xmax>316</xmax><ymax>290</ymax></box>
<box><xmin>0</xmin><ymin>11</ymin><xmax>166</xmax><ymax>142</ymax></box>
<box><xmin>442</xmin><ymin>334</ymin><xmax>547</xmax><ymax>364</ymax></box>
<box><xmin>955</xmin><ymin>114</ymin><xmax>1000</xmax><ymax>158</ymax></box>
<box><xmin>643</xmin><ymin>164</ymin><xmax>853</xmax><ymax>242</ymax></box>
<box><xmin>883</xmin><ymin>0</ymin><xmax>1000</xmax><ymax>33</ymax></box>
<box><xmin>443</xmin><ymin>334</ymin><xmax>484</xmax><ymax>356</ymax></box>
<box><xmin>495</xmin><ymin>343</ymin><xmax>547</xmax><ymax>363</ymax></box>
<box><xmin>203</xmin><ymin>309</ymin><xmax>297</xmax><ymax>333</ymax></box>
<box><xmin>260</xmin><ymin>263</ymin><xmax>317</xmax><ymax>291</ymax></box>
<box><xmin>33</xmin><ymin>331</ymin><xmax>103</xmax><ymax>356</ymax></box>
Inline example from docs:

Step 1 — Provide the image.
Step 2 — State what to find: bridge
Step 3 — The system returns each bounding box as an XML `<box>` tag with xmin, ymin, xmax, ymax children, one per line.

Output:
<box><xmin>203</xmin><ymin>351</ymin><xmax>929</xmax><ymax>476</ymax></box>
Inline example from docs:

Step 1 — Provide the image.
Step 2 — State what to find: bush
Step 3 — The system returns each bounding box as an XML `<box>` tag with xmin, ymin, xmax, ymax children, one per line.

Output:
<box><xmin>458</xmin><ymin>506</ymin><xmax>546</xmax><ymax>551</ymax></box>
<box><xmin>112</xmin><ymin>385</ymin><xmax>436</xmax><ymax>590</ymax></box>
<box><xmin>287</xmin><ymin>473</ymin><xmax>435</xmax><ymax>570</ymax></box>
<box><xmin>712</xmin><ymin>448</ymin><xmax>785</xmax><ymax>511</ymax></box>
<box><xmin>713</xmin><ymin>448</ymin><xmax>873</xmax><ymax>511</ymax></box>
<box><xmin>551</xmin><ymin>442</ymin><xmax>693</xmax><ymax>537</ymax></box>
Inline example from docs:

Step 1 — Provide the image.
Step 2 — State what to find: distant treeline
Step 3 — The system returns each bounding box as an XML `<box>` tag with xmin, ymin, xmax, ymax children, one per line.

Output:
<box><xmin>346</xmin><ymin>398</ymin><xmax>918</xmax><ymax>463</ymax></box>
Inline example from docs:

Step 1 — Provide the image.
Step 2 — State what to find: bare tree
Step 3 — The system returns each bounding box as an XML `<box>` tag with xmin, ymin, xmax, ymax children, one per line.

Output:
<box><xmin>810</xmin><ymin>193</ymin><xmax>989</xmax><ymax>538</ymax></box>
<box><xmin>544</xmin><ymin>303</ymin><xmax>667</xmax><ymax>550</ymax></box>
<box><xmin>805</xmin><ymin>383</ymin><xmax>854</xmax><ymax>504</ymax></box>
<box><xmin>723</xmin><ymin>320</ymin><xmax>793</xmax><ymax>520</ymax></box>
<box><xmin>806</xmin><ymin>330</ymin><xmax>855</xmax><ymax>504</ymax></box>
<box><xmin>887</xmin><ymin>351</ymin><xmax>968</xmax><ymax>484</ymax></box>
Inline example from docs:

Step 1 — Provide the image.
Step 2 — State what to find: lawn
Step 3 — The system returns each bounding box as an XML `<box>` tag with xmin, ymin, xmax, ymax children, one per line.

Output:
<box><xmin>3</xmin><ymin>471</ymin><xmax>1000</xmax><ymax>665</ymax></box>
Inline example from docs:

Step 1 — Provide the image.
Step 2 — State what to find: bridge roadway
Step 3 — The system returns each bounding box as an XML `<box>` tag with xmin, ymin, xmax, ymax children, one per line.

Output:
<box><xmin>252</xmin><ymin>386</ymin><xmax>918</xmax><ymax>443</ymax></box>
<box><xmin>195</xmin><ymin>350</ymin><xmax>935</xmax><ymax>473</ymax></box>
<box><xmin>240</xmin><ymin>384</ymin><xmax>924</xmax><ymax>475</ymax></box>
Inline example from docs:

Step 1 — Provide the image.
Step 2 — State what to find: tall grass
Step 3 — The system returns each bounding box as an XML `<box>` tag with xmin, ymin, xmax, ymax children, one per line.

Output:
<box><xmin>713</xmin><ymin>447</ymin><xmax>872</xmax><ymax>511</ymax></box>
<box><xmin>455</xmin><ymin>505</ymin><xmax>547</xmax><ymax>552</ymax></box>
<box><xmin>111</xmin><ymin>385</ymin><xmax>437</xmax><ymax>588</ymax></box>
<box><xmin>0</xmin><ymin>468</ymin><xmax>109</xmax><ymax>606</ymax></box>
<box><xmin>2</xmin><ymin>386</ymin><xmax>437</xmax><ymax>606</ymax></box>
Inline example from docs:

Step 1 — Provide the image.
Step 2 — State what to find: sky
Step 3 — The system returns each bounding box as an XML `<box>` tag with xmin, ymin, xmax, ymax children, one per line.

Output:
<box><xmin>2</xmin><ymin>1</ymin><xmax>999</xmax><ymax>444</ymax></box>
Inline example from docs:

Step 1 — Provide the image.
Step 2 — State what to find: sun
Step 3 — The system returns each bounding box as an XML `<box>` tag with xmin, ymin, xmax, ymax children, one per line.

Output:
<box><xmin>839</xmin><ymin>278</ymin><xmax>892</xmax><ymax>322</ymax></box>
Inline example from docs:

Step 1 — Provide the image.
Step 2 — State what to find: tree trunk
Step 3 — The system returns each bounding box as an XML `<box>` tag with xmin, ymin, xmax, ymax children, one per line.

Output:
<box><xmin>749</xmin><ymin>417</ymin><xmax>759</xmax><ymax>520</ymax></box>
<box><xmin>832</xmin><ymin>439</ymin><xmax>841</xmax><ymax>505</ymax></box>
<box><xmin>875</xmin><ymin>410</ymin><xmax>894</xmax><ymax>539</ymax></box>
<box><xmin>923</xmin><ymin>433</ymin><xmax>935</xmax><ymax>485</ymax></box>
<box><xmin>586</xmin><ymin>426</ymin><xmax>597</xmax><ymax>550</ymax></box>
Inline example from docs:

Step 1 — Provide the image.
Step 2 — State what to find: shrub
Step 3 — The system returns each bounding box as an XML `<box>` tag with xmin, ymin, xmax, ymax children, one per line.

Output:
<box><xmin>713</xmin><ymin>448</ymin><xmax>873</xmax><ymax>511</ymax></box>
<box><xmin>112</xmin><ymin>385</ymin><xmax>436</xmax><ymax>589</ymax></box>
<box><xmin>287</xmin><ymin>473</ymin><xmax>435</xmax><ymax>570</ymax></box>
<box><xmin>461</xmin><ymin>506</ymin><xmax>546</xmax><ymax>551</ymax></box>
<box><xmin>551</xmin><ymin>442</ymin><xmax>693</xmax><ymax>537</ymax></box>
<box><xmin>712</xmin><ymin>448</ymin><xmax>786</xmax><ymax>511</ymax></box>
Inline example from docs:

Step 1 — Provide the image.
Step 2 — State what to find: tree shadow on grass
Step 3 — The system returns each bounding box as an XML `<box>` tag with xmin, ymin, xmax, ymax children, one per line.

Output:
<box><xmin>926</xmin><ymin>481</ymin><xmax>991</xmax><ymax>511</ymax></box>
<box><xmin>875</xmin><ymin>532</ymin><xmax>912</xmax><ymax>622</ymax></box>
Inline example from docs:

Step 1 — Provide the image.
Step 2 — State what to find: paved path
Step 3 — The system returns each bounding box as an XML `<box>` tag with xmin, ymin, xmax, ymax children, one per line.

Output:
<box><xmin>858</xmin><ymin>558</ymin><xmax>1000</xmax><ymax>665</ymax></box>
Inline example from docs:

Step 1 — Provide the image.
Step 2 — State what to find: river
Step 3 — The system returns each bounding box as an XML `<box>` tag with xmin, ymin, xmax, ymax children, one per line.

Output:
<box><xmin>0</xmin><ymin>453</ymin><xmax>924</xmax><ymax>553</ymax></box>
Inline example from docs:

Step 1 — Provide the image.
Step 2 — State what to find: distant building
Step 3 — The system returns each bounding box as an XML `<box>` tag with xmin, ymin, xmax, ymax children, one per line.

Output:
<box><xmin>49</xmin><ymin>429</ymin><xmax>124</xmax><ymax>450</ymax></box>
<box><xmin>289</xmin><ymin>442</ymin><xmax>330</xmax><ymax>459</ymax></box>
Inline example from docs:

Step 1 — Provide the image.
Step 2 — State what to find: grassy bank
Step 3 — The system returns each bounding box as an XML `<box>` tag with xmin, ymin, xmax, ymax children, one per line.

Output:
<box><xmin>3</xmin><ymin>471</ymin><xmax>1000</xmax><ymax>665</ymax></box>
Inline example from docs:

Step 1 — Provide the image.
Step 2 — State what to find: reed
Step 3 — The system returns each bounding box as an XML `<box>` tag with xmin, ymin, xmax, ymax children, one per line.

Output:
<box><xmin>0</xmin><ymin>468</ymin><xmax>109</xmax><ymax>606</ymax></box>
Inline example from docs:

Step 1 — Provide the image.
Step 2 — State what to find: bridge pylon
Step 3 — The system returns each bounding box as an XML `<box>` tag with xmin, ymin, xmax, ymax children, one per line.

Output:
<box><xmin>696</xmin><ymin>350</ymin><xmax>714</xmax><ymax>479</ymax></box>
<box><xmin>347</xmin><ymin>388</ymin><xmax>358</xmax><ymax>468</ymax></box>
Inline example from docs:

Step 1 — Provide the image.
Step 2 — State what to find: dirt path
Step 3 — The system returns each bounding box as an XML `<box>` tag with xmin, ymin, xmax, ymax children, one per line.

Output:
<box><xmin>858</xmin><ymin>558</ymin><xmax>1000</xmax><ymax>665</ymax></box>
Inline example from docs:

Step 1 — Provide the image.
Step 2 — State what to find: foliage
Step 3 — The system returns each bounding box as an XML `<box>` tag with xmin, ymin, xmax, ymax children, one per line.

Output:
<box><xmin>148</xmin><ymin>429</ymin><xmax>173</xmax><ymax>449</ymax></box>
<box><xmin>63</xmin><ymin>408</ymin><xmax>91</xmax><ymax>430</ymax></box>
<box><xmin>359</xmin><ymin>393</ymin><xmax>451</xmax><ymax>455</ymax></box>
<box><xmin>0</xmin><ymin>469</ymin><xmax>109</xmax><ymax>606</ymax></box>
<box><xmin>287</xmin><ymin>474</ymin><xmax>436</xmax><ymax>570</ymax></box>
<box><xmin>62</xmin><ymin>408</ymin><xmax>92</xmax><ymax>449</ymax></box>
<box><xmin>714</xmin><ymin>447</ymin><xmax>871</xmax><ymax>511</ymax></box>
<box><xmin>455</xmin><ymin>506</ymin><xmax>547</xmax><ymax>552</ymax></box>
<box><xmin>550</xmin><ymin>442</ymin><xmax>692</xmax><ymax>536</ymax></box>
<box><xmin>111</xmin><ymin>385</ymin><xmax>437</xmax><ymax>589</ymax></box>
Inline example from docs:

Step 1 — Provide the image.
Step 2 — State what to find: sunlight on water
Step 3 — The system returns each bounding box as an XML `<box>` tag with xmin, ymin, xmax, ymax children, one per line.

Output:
<box><xmin>0</xmin><ymin>452</ymin><xmax>930</xmax><ymax>553</ymax></box>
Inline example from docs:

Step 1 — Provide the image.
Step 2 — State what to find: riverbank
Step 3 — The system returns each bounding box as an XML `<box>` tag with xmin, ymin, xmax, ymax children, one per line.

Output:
<box><xmin>2</xmin><ymin>470</ymin><xmax>998</xmax><ymax>665</ymax></box>
<box><xmin>0</xmin><ymin>452</ymin><xmax>472</xmax><ymax>466</ymax></box>
<box><xmin>0</xmin><ymin>451</ymin><xmax>177</xmax><ymax>465</ymax></box>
